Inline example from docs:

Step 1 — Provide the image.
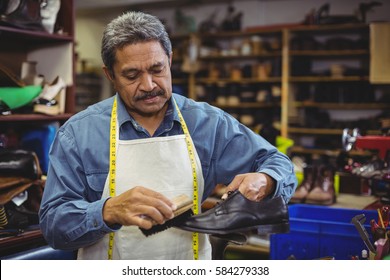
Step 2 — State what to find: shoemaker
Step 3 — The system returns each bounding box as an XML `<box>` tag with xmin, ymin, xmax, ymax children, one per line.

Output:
<box><xmin>39</xmin><ymin>11</ymin><xmax>297</xmax><ymax>260</ymax></box>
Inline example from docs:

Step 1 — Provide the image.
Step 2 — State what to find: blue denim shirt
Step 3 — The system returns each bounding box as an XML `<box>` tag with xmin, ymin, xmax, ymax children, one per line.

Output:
<box><xmin>39</xmin><ymin>93</ymin><xmax>297</xmax><ymax>250</ymax></box>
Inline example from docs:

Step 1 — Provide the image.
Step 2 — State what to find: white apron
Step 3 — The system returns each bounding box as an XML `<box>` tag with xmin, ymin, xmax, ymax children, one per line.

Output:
<box><xmin>78</xmin><ymin>100</ymin><xmax>212</xmax><ymax>260</ymax></box>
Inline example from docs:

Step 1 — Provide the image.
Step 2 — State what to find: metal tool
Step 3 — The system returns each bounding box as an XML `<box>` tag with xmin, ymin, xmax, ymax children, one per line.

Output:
<box><xmin>351</xmin><ymin>214</ymin><xmax>376</xmax><ymax>253</ymax></box>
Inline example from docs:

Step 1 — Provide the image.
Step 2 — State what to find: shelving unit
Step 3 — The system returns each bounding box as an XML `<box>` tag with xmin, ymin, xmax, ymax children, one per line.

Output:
<box><xmin>0</xmin><ymin>4</ymin><xmax>75</xmax><ymax>113</ymax></box>
<box><xmin>0</xmin><ymin>0</ymin><xmax>75</xmax><ymax>256</ymax></box>
<box><xmin>75</xmin><ymin>72</ymin><xmax>102</xmax><ymax>112</ymax></box>
<box><xmin>0</xmin><ymin>0</ymin><xmax>75</xmax><ymax>142</ymax></box>
<box><xmin>285</xmin><ymin>23</ymin><xmax>389</xmax><ymax>158</ymax></box>
<box><xmin>171</xmin><ymin>23</ymin><xmax>390</xmax><ymax>159</ymax></box>
<box><xmin>187</xmin><ymin>29</ymin><xmax>282</xmax><ymax>131</ymax></box>
<box><xmin>170</xmin><ymin>33</ymin><xmax>191</xmax><ymax>98</ymax></box>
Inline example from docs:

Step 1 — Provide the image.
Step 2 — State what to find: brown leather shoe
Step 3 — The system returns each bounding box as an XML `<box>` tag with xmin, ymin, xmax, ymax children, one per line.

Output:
<box><xmin>305</xmin><ymin>165</ymin><xmax>335</xmax><ymax>205</ymax></box>
<box><xmin>177</xmin><ymin>190</ymin><xmax>289</xmax><ymax>235</ymax></box>
<box><xmin>290</xmin><ymin>165</ymin><xmax>316</xmax><ymax>203</ymax></box>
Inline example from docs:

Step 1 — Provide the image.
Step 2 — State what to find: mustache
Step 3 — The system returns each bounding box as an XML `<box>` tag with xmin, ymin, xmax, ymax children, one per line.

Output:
<box><xmin>135</xmin><ymin>90</ymin><xmax>165</xmax><ymax>101</ymax></box>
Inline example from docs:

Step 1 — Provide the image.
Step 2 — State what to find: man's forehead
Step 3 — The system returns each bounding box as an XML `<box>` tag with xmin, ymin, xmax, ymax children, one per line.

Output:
<box><xmin>116</xmin><ymin>43</ymin><xmax>168</xmax><ymax>70</ymax></box>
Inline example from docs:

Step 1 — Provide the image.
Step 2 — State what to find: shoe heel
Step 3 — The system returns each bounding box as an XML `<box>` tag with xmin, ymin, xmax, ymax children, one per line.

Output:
<box><xmin>256</xmin><ymin>222</ymin><xmax>290</xmax><ymax>234</ymax></box>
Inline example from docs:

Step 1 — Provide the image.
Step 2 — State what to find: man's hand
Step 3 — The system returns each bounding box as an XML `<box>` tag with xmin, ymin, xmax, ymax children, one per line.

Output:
<box><xmin>222</xmin><ymin>172</ymin><xmax>275</xmax><ymax>201</ymax></box>
<box><xmin>102</xmin><ymin>186</ymin><xmax>177</xmax><ymax>229</ymax></box>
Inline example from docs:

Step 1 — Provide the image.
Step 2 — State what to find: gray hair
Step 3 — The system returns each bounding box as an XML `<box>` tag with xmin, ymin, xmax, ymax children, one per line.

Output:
<box><xmin>101</xmin><ymin>11</ymin><xmax>172</xmax><ymax>77</ymax></box>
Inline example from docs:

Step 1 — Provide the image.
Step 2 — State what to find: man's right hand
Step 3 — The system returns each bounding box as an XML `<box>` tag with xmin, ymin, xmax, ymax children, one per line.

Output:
<box><xmin>102</xmin><ymin>186</ymin><xmax>177</xmax><ymax>229</ymax></box>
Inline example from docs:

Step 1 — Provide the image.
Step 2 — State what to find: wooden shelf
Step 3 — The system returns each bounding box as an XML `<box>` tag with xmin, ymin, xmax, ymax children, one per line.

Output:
<box><xmin>290</xmin><ymin>146</ymin><xmax>373</xmax><ymax>157</ymax></box>
<box><xmin>198</xmin><ymin>77</ymin><xmax>281</xmax><ymax>84</ymax></box>
<box><xmin>0</xmin><ymin>113</ymin><xmax>73</xmax><ymax>123</ymax></box>
<box><xmin>288</xmin><ymin>127</ymin><xmax>381</xmax><ymax>135</ymax></box>
<box><xmin>290</xmin><ymin>49</ymin><xmax>368</xmax><ymax>57</ymax></box>
<box><xmin>290</xmin><ymin>146</ymin><xmax>340</xmax><ymax>156</ymax></box>
<box><xmin>288</xmin><ymin>23</ymin><xmax>369</xmax><ymax>33</ymax></box>
<box><xmin>0</xmin><ymin>228</ymin><xmax>46</xmax><ymax>257</ymax></box>
<box><xmin>289</xmin><ymin>127</ymin><xmax>344</xmax><ymax>135</ymax></box>
<box><xmin>170</xmin><ymin>29</ymin><xmax>282</xmax><ymax>42</ymax></box>
<box><xmin>212</xmin><ymin>102</ymin><xmax>280</xmax><ymax>108</ymax></box>
<box><xmin>293</xmin><ymin>102</ymin><xmax>390</xmax><ymax>110</ymax></box>
<box><xmin>198</xmin><ymin>29</ymin><xmax>282</xmax><ymax>39</ymax></box>
<box><xmin>289</xmin><ymin>76</ymin><xmax>369</xmax><ymax>82</ymax></box>
<box><xmin>0</xmin><ymin>26</ymin><xmax>73</xmax><ymax>43</ymax></box>
<box><xmin>199</xmin><ymin>52</ymin><xmax>281</xmax><ymax>60</ymax></box>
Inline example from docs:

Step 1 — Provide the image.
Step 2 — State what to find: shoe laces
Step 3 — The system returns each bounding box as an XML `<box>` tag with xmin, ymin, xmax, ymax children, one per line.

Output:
<box><xmin>217</xmin><ymin>190</ymin><xmax>235</xmax><ymax>206</ymax></box>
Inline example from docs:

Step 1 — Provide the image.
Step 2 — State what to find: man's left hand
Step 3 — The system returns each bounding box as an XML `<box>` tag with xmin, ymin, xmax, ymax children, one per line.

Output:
<box><xmin>222</xmin><ymin>172</ymin><xmax>275</xmax><ymax>201</ymax></box>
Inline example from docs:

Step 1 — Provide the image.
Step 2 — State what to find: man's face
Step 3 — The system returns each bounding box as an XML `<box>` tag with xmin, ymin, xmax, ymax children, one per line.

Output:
<box><xmin>106</xmin><ymin>41</ymin><xmax>172</xmax><ymax>118</ymax></box>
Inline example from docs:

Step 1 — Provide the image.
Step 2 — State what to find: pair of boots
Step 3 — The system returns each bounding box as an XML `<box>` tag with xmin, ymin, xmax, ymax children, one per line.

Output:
<box><xmin>291</xmin><ymin>165</ymin><xmax>336</xmax><ymax>205</ymax></box>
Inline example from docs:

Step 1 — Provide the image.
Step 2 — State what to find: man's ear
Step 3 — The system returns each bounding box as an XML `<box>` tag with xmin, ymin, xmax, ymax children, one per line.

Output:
<box><xmin>102</xmin><ymin>65</ymin><xmax>114</xmax><ymax>82</ymax></box>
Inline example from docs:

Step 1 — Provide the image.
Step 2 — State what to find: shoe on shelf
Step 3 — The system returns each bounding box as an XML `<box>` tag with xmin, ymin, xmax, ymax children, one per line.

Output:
<box><xmin>177</xmin><ymin>190</ymin><xmax>289</xmax><ymax>235</ymax></box>
<box><xmin>305</xmin><ymin>165</ymin><xmax>335</xmax><ymax>205</ymax></box>
<box><xmin>352</xmin><ymin>158</ymin><xmax>385</xmax><ymax>179</ymax></box>
<box><xmin>35</xmin><ymin>76</ymin><xmax>66</xmax><ymax>114</ymax></box>
<box><xmin>0</xmin><ymin>100</ymin><xmax>12</xmax><ymax>116</ymax></box>
<box><xmin>33</xmin><ymin>98</ymin><xmax>60</xmax><ymax>116</ymax></box>
<box><xmin>290</xmin><ymin>165</ymin><xmax>316</xmax><ymax>204</ymax></box>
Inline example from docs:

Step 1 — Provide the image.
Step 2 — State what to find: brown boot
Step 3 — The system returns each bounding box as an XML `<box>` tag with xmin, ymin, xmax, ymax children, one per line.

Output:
<box><xmin>290</xmin><ymin>165</ymin><xmax>316</xmax><ymax>203</ymax></box>
<box><xmin>306</xmin><ymin>165</ymin><xmax>335</xmax><ymax>205</ymax></box>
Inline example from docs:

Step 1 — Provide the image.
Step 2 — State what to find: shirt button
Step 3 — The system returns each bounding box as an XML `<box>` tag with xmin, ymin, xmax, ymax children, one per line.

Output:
<box><xmin>94</xmin><ymin>221</ymin><xmax>98</xmax><ymax>227</ymax></box>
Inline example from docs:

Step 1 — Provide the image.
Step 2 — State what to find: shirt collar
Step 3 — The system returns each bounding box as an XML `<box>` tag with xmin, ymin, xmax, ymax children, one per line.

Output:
<box><xmin>115</xmin><ymin>93</ymin><xmax>181</xmax><ymax>132</ymax></box>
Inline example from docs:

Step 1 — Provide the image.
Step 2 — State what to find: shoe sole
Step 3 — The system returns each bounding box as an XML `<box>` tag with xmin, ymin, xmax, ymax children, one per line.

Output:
<box><xmin>210</xmin><ymin>222</ymin><xmax>290</xmax><ymax>245</ymax></box>
<box><xmin>256</xmin><ymin>222</ymin><xmax>290</xmax><ymax>235</ymax></box>
<box><xmin>179</xmin><ymin>222</ymin><xmax>290</xmax><ymax>235</ymax></box>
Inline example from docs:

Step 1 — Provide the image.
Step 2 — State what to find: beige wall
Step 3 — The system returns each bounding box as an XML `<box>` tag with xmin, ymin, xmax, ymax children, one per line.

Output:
<box><xmin>75</xmin><ymin>18</ymin><xmax>105</xmax><ymax>72</ymax></box>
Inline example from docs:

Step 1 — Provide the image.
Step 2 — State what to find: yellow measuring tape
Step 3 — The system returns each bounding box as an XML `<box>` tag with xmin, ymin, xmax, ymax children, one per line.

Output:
<box><xmin>107</xmin><ymin>96</ymin><xmax>199</xmax><ymax>260</ymax></box>
<box><xmin>172</xmin><ymin>98</ymin><xmax>199</xmax><ymax>260</ymax></box>
<box><xmin>107</xmin><ymin>97</ymin><xmax>117</xmax><ymax>260</ymax></box>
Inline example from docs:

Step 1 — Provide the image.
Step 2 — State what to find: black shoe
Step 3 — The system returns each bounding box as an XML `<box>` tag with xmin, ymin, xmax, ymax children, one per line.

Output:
<box><xmin>177</xmin><ymin>190</ymin><xmax>289</xmax><ymax>235</ymax></box>
<box><xmin>0</xmin><ymin>149</ymin><xmax>41</xmax><ymax>180</ymax></box>
<box><xmin>0</xmin><ymin>101</ymin><xmax>11</xmax><ymax>115</ymax></box>
<box><xmin>33</xmin><ymin>98</ymin><xmax>60</xmax><ymax>115</ymax></box>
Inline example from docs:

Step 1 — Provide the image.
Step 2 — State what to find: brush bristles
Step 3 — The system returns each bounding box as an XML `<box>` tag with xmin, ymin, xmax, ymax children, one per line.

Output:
<box><xmin>140</xmin><ymin>209</ymin><xmax>193</xmax><ymax>237</ymax></box>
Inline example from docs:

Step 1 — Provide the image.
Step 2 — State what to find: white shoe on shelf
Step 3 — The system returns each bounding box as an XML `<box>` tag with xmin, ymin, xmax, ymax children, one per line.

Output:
<box><xmin>36</xmin><ymin>76</ymin><xmax>66</xmax><ymax>114</ymax></box>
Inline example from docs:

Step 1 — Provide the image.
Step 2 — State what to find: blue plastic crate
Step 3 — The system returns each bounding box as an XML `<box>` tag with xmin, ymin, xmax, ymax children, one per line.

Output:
<box><xmin>270</xmin><ymin>204</ymin><xmax>380</xmax><ymax>260</ymax></box>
